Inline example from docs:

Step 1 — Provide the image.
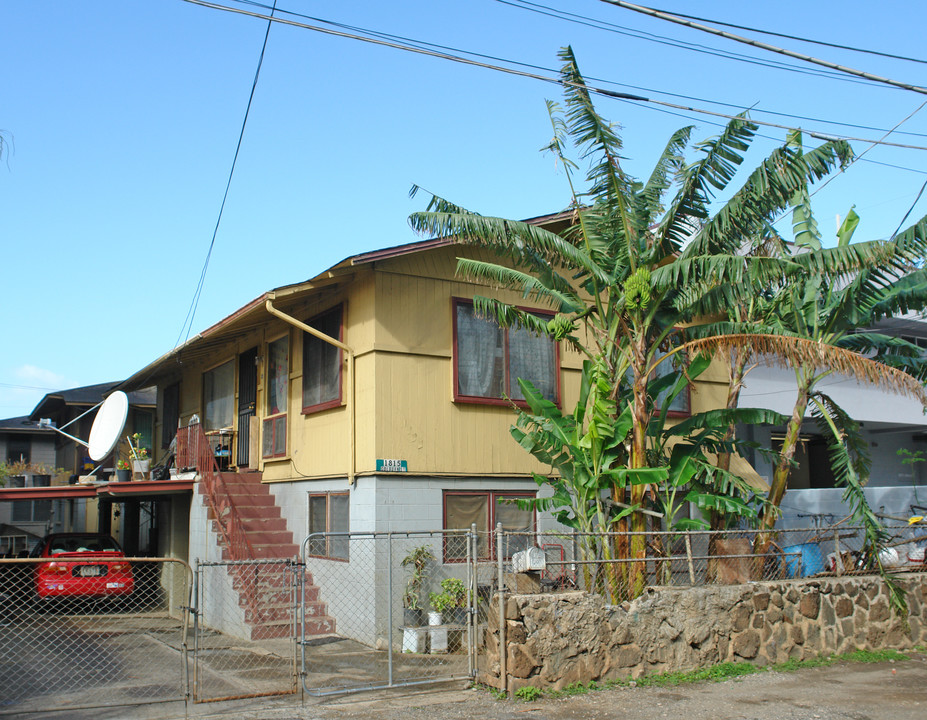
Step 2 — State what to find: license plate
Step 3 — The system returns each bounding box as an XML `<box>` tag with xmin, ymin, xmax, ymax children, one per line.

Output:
<box><xmin>79</xmin><ymin>565</ymin><xmax>102</xmax><ymax>577</ymax></box>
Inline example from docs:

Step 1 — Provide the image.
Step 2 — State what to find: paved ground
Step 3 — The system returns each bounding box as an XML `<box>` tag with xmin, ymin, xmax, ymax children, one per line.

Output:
<box><xmin>50</xmin><ymin>651</ymin><xmax>926</xmax><ymax>720</ymax></box>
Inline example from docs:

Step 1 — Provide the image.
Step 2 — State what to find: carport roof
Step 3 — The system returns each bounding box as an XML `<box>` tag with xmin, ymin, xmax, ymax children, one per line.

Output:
<box><xmin>0</xmin><ymin>479</ymin><xmax>193</xmax><ymax>502</ymax></box>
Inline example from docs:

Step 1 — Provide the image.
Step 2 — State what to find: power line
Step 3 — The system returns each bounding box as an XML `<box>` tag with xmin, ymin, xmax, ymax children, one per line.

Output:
<box><xmin>497</xmin><ymin>0</ymin><xmax>891</xmax><ymax>89</ymax></box>
<box><xmin>180</xmin><ymin>0</ymin><xmax>927</xmax><ymax>153</ymax></box>
<box><xmin>649</xmin><ymin>7</ymin><xmax>927</xmax><ymax>66</ymax></box>
<box><xmin>175</xmin><ymin>0</ymin><xmax>277</xmax><ymax>349</ymax></box>
<box><xmin>237</xmin><ymin>0</ymin><xmax>927</xmax><ymax>140</ymax></box>
<box><xmin>599</xmin><ymin>0</ymin><xmax>927</xmax><ymax>96</ymax></box>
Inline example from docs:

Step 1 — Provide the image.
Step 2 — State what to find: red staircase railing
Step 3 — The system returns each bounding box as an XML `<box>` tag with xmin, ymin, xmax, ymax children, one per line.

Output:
<box><xmin>176</xmin><ymin>422</ymin><xmax>256</xmax><ymax>561</ymax></box>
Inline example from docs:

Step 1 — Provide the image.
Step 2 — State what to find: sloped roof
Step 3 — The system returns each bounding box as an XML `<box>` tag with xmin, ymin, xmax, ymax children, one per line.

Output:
<box><xmin>28</xmin><ymin>382</ymin><xmax>156</xmax><ymax>420</ymax></box>
<box><xmin>117</xmin><ymin>210</ymin><xmax>572</xmax><ymax>392</ymax></box>
<box><xmin>0</xmin><ymin>416</ymin><xmax>55</xmax><ymax>435</ymax></box>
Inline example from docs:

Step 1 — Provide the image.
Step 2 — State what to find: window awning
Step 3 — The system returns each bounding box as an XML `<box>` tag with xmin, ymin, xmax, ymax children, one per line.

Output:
<box><xmin>0</xmin><ymin>479</ymin><xmax>193</xmax><ymax>502</ymax></box>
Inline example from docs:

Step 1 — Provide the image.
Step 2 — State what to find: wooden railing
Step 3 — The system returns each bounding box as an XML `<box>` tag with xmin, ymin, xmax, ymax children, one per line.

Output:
<box><xmin>176</xmin><ymin>422</ymin><xmax>256</xmax><ymax>561</ymax></box>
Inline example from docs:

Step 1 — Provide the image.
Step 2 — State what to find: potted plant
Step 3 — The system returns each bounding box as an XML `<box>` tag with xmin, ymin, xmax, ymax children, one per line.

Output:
<box><xmin>115</xmin><ymin>459</ymin><xmax>132</xmax><ymax>483</ymax></box>
<box><xmin>400</xmin><ymin>544</ymin><xmax>434</xmax><ymax>627</ymax></box>
<box><xmin>127</xmin><ymin>433</ymin><xmax>150</xmax><ymax>477</ymax></box>
<box><xmin>438</xmin><ymin>577</ymin><xmax>468</xmax><ymax>626</ymax></box>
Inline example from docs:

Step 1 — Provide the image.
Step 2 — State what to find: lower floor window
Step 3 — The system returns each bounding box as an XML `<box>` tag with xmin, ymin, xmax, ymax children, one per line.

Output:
<box><xmin>308</xmin><ymin>492</ymin><xmax>349</xmax><ymax>560</ymax></box>
<box><xmin>443</xmin><ymin>490</ymin><xmax>535</xmax><ymax>561</ymax></box>
<box><xmin>262</xmin><ymin>415</ymin><xmax>286</xmax><ymax>458</ymax></box>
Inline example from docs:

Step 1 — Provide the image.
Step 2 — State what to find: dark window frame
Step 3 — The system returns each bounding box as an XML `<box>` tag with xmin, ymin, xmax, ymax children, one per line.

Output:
<box><xmin>452</xmin><ymin>298</ymin><xmax>561</xmax><ymax>408</ymax></box>
<box><xmin>162</xmin><ymin>382</ymin><xmax>180</xmax><ymax>449</ymax></box>
<box><xmin>442</xmin><ymin>490</ymin><xmax>536</xmax><ymax>562</ymax></box>
<box><xmin>301</xmin><ymin>304</ymin><xmax>344</xmax><ymax>415</ymax></box>
<box><xmin>306</xmin><ymin>492</ymin><xmax>350</xmax><ymax>561</ymax></box>
<box><xmin>263</xmin><ymin>334</ymin><xmax>290</xmax><ymax>459</ymax></box>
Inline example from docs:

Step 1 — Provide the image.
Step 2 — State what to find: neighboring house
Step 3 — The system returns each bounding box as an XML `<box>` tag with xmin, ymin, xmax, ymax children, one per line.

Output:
<box><xmin>0</xmin><ymin>415</ymin><xmax>57</xmax><ymax>552</ymax></box>
<box><xmin>741</xmin><ymin>314</ymin><xmax>927</xmax><ymax>529</ymax></box>
<box><xmin>0</xmin><ymin>383</ymin><xmax>191</xmax><ymax>559</ymax></box>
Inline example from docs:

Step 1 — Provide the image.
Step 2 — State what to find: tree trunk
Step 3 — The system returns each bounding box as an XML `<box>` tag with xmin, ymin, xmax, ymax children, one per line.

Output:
<box><xmin>753</xmin><ymin>372</ymin><xmax>813</xmax><ymax>574</ymax></box>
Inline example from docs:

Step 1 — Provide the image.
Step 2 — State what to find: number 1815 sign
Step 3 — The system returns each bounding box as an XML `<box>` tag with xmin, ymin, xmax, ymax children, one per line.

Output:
<box><xmin>376</xmin><ymin>459</ymin><xmax>408</xmax><ymax>473</ymax></box>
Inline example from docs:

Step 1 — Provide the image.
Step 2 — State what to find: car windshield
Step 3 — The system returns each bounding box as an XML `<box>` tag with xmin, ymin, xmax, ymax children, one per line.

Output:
<box><xmin>48</xmin><ymin>535</ymin><xmax>121</xmax><ymax>554</ymax></box>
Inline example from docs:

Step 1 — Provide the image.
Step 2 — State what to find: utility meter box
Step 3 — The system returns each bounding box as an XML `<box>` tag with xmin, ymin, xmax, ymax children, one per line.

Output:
<box><xmin>511</xmin><ymin>546</ymin><xmax>547</xmax><ymax>573</ymax></box>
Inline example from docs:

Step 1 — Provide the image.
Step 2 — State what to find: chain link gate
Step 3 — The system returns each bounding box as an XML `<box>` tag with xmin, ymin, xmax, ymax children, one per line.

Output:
<box><xmin>0</xmin><ymin>557</ymin><xmax>191</xmax><ymax>717</ymax></box>
<box><xmin>191</xmin><ymin>557</ymin><xmax>301</xmax><ymax>702</ymax></box>
<box><xmin>300</xmin><ymin>530</ymin><xmax>478</xmax><ymax>696</ymax></box>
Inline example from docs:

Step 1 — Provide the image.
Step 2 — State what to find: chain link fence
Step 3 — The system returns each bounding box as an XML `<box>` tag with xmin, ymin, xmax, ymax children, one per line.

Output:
<box><xmin>0</xmin><ymin>557</ymin><xmax>190</xmax><ymax>717</ymax></box>
<box><xmin>300</xmin><ymin>531</ymin><xmax>476</xmax><ymax>696</ymax></box>
<box><xmin>486</xmin><ymin>524</ymin><xmax>927</xmax><ymax>604</ymax></box>
<box><xmin>192</xmin><ymin>557</ymin><xmax>301</xmax><ymax>702</ymax></box>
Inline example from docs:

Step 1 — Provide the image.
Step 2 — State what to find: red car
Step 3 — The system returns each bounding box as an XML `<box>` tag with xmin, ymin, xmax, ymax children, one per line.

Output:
<box><xmin>31</xmin><ymin>533</ymin><xmax>134</xmax><ymax>599</ymax></box>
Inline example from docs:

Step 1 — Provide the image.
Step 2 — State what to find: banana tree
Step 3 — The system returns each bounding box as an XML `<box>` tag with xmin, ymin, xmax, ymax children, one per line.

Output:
<box><xmin>410</xmin><ymin>46</ymin><xmax>857</xmax><ymax>598</ymax></box>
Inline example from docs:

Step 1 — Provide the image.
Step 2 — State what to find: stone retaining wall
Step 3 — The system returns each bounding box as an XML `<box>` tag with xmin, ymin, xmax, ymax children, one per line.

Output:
<box><xmin>480</xmin><ymin>574</ymin><xmax>927</xmax><ymax>693</ymax></box>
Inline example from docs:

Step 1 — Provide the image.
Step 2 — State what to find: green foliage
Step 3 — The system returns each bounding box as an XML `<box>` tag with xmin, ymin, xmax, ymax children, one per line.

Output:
<box><xmin>401</xmin><ymin>544</ymin><xmax>435</xmax><ymax>610</ymax></box>
<box><xmin>514</xmin><ymin>685</ymin><xmax>542</xmax><ymax>702</ymax></box>
<box><xmin>411</xmin><ymin>45</ymin><xmax>927</xmax><ymax>599</ymax></box>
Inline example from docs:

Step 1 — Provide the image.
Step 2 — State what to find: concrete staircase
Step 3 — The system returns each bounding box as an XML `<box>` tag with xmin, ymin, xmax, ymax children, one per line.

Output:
<box><xmin>201</xmin><ymin>471</ymin><xmax>335</xmax><ymax>640</ymax></box>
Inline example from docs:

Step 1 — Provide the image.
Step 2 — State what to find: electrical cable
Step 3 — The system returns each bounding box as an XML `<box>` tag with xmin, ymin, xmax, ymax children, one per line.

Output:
<box><xmin>236</xmin><ymin>0</ymin><xmax>927</xmax><ymax>140</ymax></box>
<box><xmin>179</xmin><ymin>0</ymin><xmax>927</xmax><ymax>153</ymax></box>
<box><xmin>645</xmin><ymin>6</ymin><xmax>927</xmax><ymax>66</ymax></box>
<box><xmin>175</xmin><ymin>1</ymin><xmax>277</xmax><ymax>351</ymax></box>
<box><xmin>496</xmin><ymin>0</ymin><xmax>890</xmax><ymax>88</ymax></box>
<box><xmin>598</xmin><ymin>0</ymin><xmax>927</xmax><ymax>96</ymax></box>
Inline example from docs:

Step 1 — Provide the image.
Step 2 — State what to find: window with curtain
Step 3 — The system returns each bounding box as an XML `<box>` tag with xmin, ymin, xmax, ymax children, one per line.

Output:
<box><xmin>203</xmin><ymin>360</ymin><xmax>235</xmax><ymax>431</ymax></box>
<box><xmin>307</xmin><ymin>492</ymin><xmax>350</xmax><ymax>560</ymax></box>
<box><xmin>263</xmin><ymin>335</ymin><xmax>289</xmax><ymax>458</ymax></box>
<box><xmin>302</xmin><ymin>305</ymin><xmax>343</xmax><ymax>413</ymax></box>
<box><xmin>453</xmin><ymin>300</ymin><xmax>558</xmax><ymax>405</ymax></box>
<box><xmin>443</xmin><ymin>490</ymin><xmax>535</xmax><ymax>561</ymax></box>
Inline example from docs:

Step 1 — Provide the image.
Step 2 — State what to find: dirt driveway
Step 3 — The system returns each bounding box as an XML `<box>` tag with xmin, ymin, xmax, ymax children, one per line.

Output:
<box><xmin>56</xmin><ymin>652</ymin><xmax>926</xmax><ymax>720</ymax></box>
<box><xmin>237</xmin><ymin>652</ymin><xmax>926</xmax><ymax>720</ymax></box>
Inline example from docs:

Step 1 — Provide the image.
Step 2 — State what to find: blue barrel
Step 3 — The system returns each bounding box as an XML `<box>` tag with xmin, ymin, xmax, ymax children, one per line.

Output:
<box><xmin>783</xmin><ymin>543</ymin><xmax>825</xmax><ymax>577</ymax></box>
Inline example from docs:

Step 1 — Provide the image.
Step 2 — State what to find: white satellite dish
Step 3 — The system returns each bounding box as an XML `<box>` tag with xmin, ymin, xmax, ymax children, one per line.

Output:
<box><xmin>41</xmin><ymin>390</ymin><xmax>130</xmax><ymax>466</ymax></box>
<box><xmin>87</xmin><ymin>391</ymin><xmax>129</xmax><ymax>461</ymax></box>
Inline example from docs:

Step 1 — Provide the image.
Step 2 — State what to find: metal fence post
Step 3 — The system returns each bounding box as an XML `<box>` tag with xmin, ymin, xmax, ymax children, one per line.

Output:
<box><xmin>192</xmin><ymin>559</ymin><xmax>201</xmax><ymax>703</ymax></box>
<box><xmin>496</xmin><ymin>522</ymin><xmax>506</xmax><ymax>695</ymax></box>
<box><xmin>387</xmin><ymin>532</ymin><xmax>394</xmax><ymax>686</ymax></box>
<box><xmin>468</xmin><ymin>522</ymin><xmax>476</xmax><ymax>678</ymax></box>
<box><xmin>834</xmin><ymin>529</ymin><xmax>843</xmax><ymax>576</ymax></box>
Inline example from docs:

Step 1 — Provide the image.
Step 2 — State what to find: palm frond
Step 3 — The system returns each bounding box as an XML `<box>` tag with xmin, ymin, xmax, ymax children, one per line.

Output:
<box><xmin>681</xmin><ymin>333</ymin><xmax>927</xmax><ymax>405</ymax></box>
<box><xmin>456</xmin><ymin>259</ymin><xmax>583</xmax><ymax>314</ymax></box>
<box><xmin>657</xmin><ymin>115</ymin><xmax>758</xmax><ymax>254</ymax></box>
<box><xmin>684</xmin><ymin>138</ymin><xmax>852</xmax><ymax>258</ymax></box>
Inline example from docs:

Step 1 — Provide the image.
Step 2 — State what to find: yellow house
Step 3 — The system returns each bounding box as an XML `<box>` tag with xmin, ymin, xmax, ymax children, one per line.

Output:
<box><xmin>120</xmin><ymin>219</ymin><xmax>734</xmax><ymax>569</ymax></box>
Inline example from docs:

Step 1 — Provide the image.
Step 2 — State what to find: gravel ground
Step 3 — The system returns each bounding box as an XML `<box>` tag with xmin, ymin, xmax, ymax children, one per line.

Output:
<box><xmin>58</xmin><ymin>652</ymin><xmax>926</xmax><ymax>720</ymax></box>
<box><xmin>190</xmin><ymin>652</ymin><xmax>926</xmax><ymax>720</ymax></box>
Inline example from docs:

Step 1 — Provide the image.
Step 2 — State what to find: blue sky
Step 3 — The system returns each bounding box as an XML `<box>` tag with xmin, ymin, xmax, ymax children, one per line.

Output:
<box><xmin>2</xmin><ymin>0</ymin><xmax>926</xmax><ymax>418</ymax></box>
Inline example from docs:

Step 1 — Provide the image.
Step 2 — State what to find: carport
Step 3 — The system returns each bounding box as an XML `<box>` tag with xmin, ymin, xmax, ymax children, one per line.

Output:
<box><xmin>0</xmin><ymin>479</ymin><xmax>193</xmax><ymax>559</ymax></box>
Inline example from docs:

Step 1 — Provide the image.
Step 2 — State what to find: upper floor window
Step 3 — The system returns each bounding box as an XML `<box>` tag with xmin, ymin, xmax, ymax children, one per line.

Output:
<box><xmin>302</xmin><ymin>305</ymin><xmax>343</xmax><ymax>413</ymax></box>
<box><xmin>203</xmin><ymin>360</ymin><xmax>235</xmax><ymax>431</ymax></box>
<box><xmin>263</xmin><ymin>335</ymin><xmax>289</xmax><ymax>458</ymax></box>
<box><xmin>453</xmin><ymin>299</ymin><xmax>558</xmax><ymax>406</ymax></box>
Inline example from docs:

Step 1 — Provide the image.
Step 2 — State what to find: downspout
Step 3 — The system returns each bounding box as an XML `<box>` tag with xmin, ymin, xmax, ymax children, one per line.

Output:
<box><xmin>265</xmin><ymin>297</ymin><xmax>356</xmax><ymax>485</ymax></box>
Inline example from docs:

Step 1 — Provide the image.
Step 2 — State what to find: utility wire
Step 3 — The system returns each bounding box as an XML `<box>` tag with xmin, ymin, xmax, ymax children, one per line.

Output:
<box><xmin>651</xmin><ymin>7</ymin><xmax>927</xmax><ymax>66</ymax></box>
<box><xmin>175</xmin><ymin>1</ymin><xmax>277</xmax><ymax>350</ymax></box>
<box><xmin>180</xmin><ymin>0</ymin><xmax>927</xmax><ymax>153</ymax></box>
<box><xmin>599</xmin><ymin>0</ymin><xmax>927</xmax><ymax>96</ymax></box>
<box><xmin>234</xmin><ymin>0</ymin><xmax>927</xmax><ymax>140</ymax></box>
<box><xmin>497</xmin><ymin>0</ymin><xmax>889</xmax><ymax>89</ymax></box>
<box><xmin>810</xmin><ymin>100</ymin><xmax>927</xmax><ymax>198</ymax></box>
